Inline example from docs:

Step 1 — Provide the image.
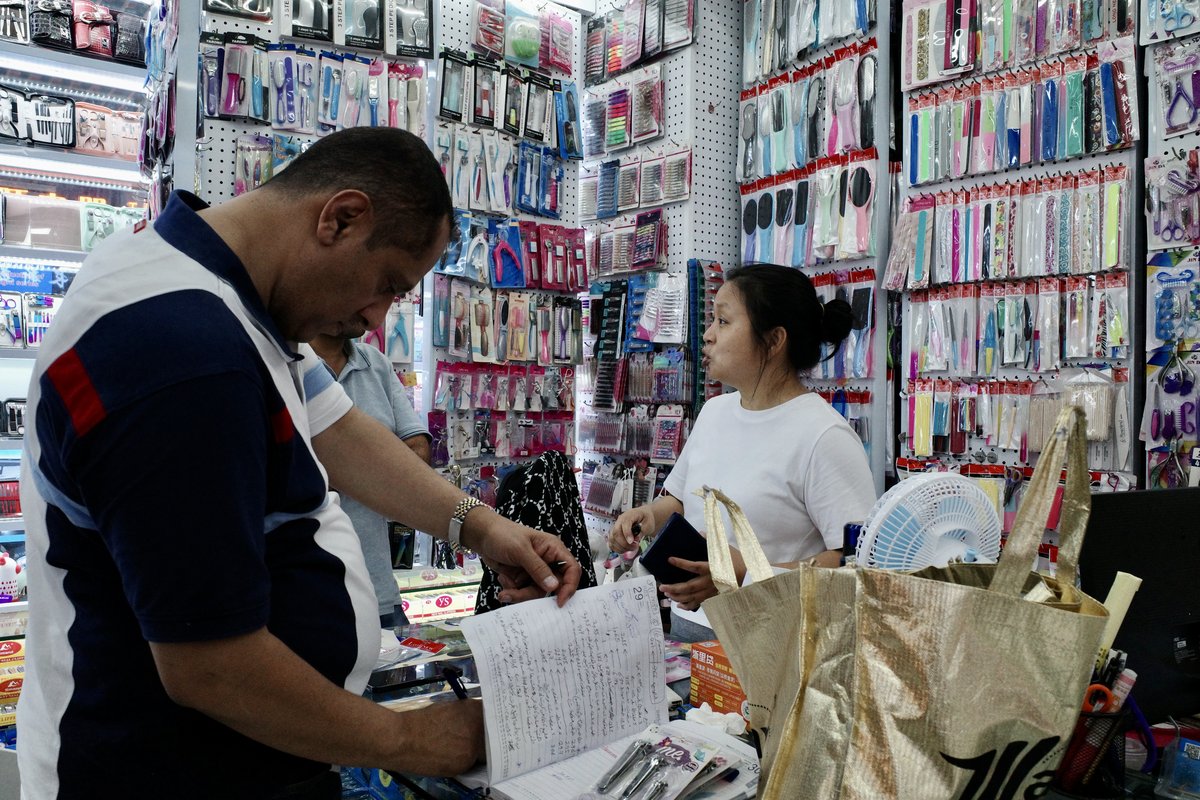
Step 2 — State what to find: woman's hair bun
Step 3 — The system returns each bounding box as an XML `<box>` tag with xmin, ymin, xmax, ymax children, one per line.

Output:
<box><xmin>819</xmin><ymin>299</ymin><xmax>854</xmax><ymax>347</ymax></box>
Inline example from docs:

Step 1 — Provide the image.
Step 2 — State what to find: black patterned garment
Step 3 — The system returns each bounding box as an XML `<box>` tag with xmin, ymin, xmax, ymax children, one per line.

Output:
<box><xmin>474</xmin><ymin>451</ymin><xmax>598</xmax><ymax>613</ymax></box>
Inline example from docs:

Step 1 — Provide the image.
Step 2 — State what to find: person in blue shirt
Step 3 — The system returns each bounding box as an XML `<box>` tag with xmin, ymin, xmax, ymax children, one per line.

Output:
<box><xmin>311</xmin><ymin>332</ymin><xmax>430</xmax><ymax>627</ymax></box>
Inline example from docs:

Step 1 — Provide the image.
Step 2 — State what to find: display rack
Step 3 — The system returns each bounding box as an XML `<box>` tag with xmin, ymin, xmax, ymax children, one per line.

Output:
<box><xmin>572</xmin><ymin>0</ymin><xmax>736</xmax><ymax>545</ymax></box>
<box><xmin>1139</xmin><ymin>14</ymin><xmax>1200</xmax><ymax>489</ymax></box>
<box><xmin>889</xmin><ymin>0</ymin><xmax>1145</xmax><ymax>518</ymax></box>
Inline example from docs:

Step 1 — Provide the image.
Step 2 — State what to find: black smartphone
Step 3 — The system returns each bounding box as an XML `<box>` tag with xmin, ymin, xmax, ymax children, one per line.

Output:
<box><xmin>639</xmin><ymin>513</ymin><xmax>708</xmax><ymax>585</ymax></box>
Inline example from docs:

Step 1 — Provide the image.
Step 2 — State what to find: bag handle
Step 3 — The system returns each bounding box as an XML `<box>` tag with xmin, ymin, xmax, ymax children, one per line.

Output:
<box><xmin>990</xmin><ymin>405</ymin><xmax>1090</xmax><ymax>599</ymax></box>
<box><xmin>697</xmin><ymin>486</ymin><xmax>777</xmax><ymax>593</ymax></box>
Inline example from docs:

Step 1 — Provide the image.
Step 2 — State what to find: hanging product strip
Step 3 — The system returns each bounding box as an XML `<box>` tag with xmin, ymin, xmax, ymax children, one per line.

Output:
<box><xmin>740</xmin><ymin>147</ymin><xmax>880</xmax><ymax>268</ymax></box>
<box><xmin>578</xmin><ymin>149</ymin><xmax>691</xmax><ymax>219</ymax></box>
<box><xmin>904</xmin><ymin>37</ymin><xmax>1138</xmax><ymax>187</ymax></box>
<box><xmin>737</xmin><ymin>38</ymin><xmax>878</xmax><ymax>184</ymax></box>
<box><xmin>578</xmin><ymin>63</ymin><xmax>666</xmax><ymax>159</ymax></box>
<box><xmin>741</xmin><ymin>0</ymin><xmax>874</xmax><ymax>88</ymax></box>
<box><xmin>886</xmin><ymin>163</ymin><xmax>1132</xmax><ymax>291</ymax></box>
<box><xmin>1142</xmin><ymin>238</ymin><xmax>1200</xmax><ymax>487</ymax></box>
<box><xmin>901</xmin><ymin>0</ymin><xmax>1135</xmax><ymax>91</ymax></box>
<box><xmin>429</xmin><ymin>359</ymin><xmax>577</xmax><ymax>463</ymax></box>
<box><xmin>902</xmin><ymin>371</ymin><xmax>1131</xmax><ymax>471</ymax></box>
<box><xmin>582</xmin><ymin>0</ymin><xmax>695</xmax><ymax>88</ymax></box>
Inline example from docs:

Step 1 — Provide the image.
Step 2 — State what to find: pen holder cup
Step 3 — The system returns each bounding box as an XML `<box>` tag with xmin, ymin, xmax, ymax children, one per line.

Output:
<box><xmin>1052</xmin><ymin>709</ymin><xmax>1129</xmax><ymax>799</ymax></box>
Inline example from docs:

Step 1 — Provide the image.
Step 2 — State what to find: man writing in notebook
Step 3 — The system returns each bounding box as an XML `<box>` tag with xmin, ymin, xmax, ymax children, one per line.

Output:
<box><xmin>18</xmin><ymin>127</ymin><xmax>582</xmax><ymax>800</ymax></box>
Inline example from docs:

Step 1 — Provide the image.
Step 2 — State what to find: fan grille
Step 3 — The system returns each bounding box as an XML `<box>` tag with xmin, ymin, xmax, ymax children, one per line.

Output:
<box><xmin>859</xmin><ymin>474</ymin><xmax>1002</xmax><ymax>570</ymax></box>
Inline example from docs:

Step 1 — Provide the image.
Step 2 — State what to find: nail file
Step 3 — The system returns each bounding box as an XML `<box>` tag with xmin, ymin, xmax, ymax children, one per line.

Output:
<box><xmin>905</xmin><ymin>12</ymin><xmax>914</xmax><ymax>88</ymax></box>
<box><xmin>1040</xmin><ymin>78</ymin><xmax>1058</xmax><ymax>162</ymax></box>
<box><xmin>1112</xmin><ymin>60</ymin><xmax>1131</xmax><ymax>145</ymax></box>
<box><xmin>919</xmin><ymin>107</ymin><xmax>934</xmax><ymax>182</ymax></box>
<box><xmin>951</xmin><ymin>100</ymin><xmax>965</xmax><ymax>176</ymax></box>
<box><xmin>1104</xmin><ymin>180</ymin><xmax>1121</xmax><ymax>270</ymax></box>
<box><xmin>951</xmin><ymin>206</ymin><xmax>962</xmax><ymax>283</ymax></box>
<box><xmin>1019</xmin><ymin>82</ymin><xmax>1033</xmax><ymax>164</ymax></box>
<box><xmin>1058</xmin><ymin>192</ymin><xmax>1072</xmax><ymax>275</ymax></box>
<box><xmin>1043</xmin><ymin>195</ymin><xmax>1056</xmax><ymax>276</ymax></box>
<box><xmin>1002</xmin><ymin>0</ymin><xmax>1013</xmax><ymax>62</ymax></box>
<box><xmin>981</xmin><ymin>202</ymin><xmax>992</xmax><ymax>279</ymax></box>
<box><xmin>914</xmin><ymin>208</ymin><xmax>929</xmax><ymax>285</ymax></box>
<box><xmin>1100</xmin><ymin>62</ymin><xmax>1119</xmax><ymax>147</ymax></box>
<box><xmin>910</xmin><ymin>110</ymin><xmax>920</xmax><ymax>185</ymax></box>
<box><xmin>1064</xmin><ymin>69</ymin><xmax>1084</xmax><ymax>156</ymax></box>
<box><xmin>1083</xmin><ymin>68</ymin><xmax>1101</xmax><ymax>153</ymax></box>
<box><xmin>979</xmin><ymin>92</ymin><xmax>996</xmax><ymax>173</ymax></box>
<box><xmin>966</xmin><ymin>201</ymin><xmax>976</xmax><ymax>280</ymax></box>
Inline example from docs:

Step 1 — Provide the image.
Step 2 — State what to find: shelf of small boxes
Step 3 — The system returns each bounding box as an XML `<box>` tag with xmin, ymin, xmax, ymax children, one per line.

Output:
<box><xmin>393</xmin><ymin>560</ymin><xmax>483</xmax><ymax>623</ymax></box>
<box><xmin>0</xmin><ymin>603</ymin><xmax>26</xmax><ymax>729</ymax></box>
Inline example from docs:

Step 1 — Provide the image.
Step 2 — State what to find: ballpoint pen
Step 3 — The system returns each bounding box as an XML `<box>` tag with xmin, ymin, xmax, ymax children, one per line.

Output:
<box><xmin>442</xmin><ymin>665</ymin><xmax>469</xmax><ymax>700</ymax></box>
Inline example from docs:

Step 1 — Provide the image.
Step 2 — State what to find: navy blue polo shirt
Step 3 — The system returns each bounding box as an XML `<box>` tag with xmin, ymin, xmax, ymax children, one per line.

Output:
<box><xmin>18</xmin><ymin>192</ymin><xmax>377</xmax><ymax>798</ymax></box>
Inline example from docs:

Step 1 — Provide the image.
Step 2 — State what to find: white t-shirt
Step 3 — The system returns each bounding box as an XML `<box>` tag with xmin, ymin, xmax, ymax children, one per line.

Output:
<box><xmin>663</xmin><ymin>391</ymin><xmax>877</xmax><ymax>626</ymax></box>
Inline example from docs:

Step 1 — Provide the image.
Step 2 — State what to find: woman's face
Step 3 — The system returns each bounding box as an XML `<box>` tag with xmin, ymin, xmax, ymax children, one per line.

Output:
<box><xmin>702</xmin><ymin>282</ymin><xmax>763</xmax><ymax>389</ymax></box>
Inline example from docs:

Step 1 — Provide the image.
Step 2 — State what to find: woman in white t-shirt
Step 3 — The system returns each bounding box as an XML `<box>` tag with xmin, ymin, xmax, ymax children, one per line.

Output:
<box><xmin>608</xmin><ymin>265</ymin><xmax>877</xmax><ymax>641</ymax></box>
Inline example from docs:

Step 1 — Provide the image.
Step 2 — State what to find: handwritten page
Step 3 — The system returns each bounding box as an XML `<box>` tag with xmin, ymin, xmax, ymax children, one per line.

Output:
<box><xmin>459</xmin><ymin>575</ymin><xmax>667</xmax><ymax>784</ymax></box>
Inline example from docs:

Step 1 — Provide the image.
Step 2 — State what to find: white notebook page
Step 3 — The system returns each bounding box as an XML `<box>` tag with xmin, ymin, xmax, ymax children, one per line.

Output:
<box><xmin>460</xmin><ymin>575</ymin><xmax>667</xmax><ymax>784</ymax></box>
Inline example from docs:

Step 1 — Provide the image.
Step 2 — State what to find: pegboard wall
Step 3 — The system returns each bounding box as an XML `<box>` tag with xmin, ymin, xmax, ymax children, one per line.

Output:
<box><xmin>191</xmin><ymin>1</ymin><xmax>582</xmax><ymax>223</ymax></box>
<box><xmin>683</xmin><ymin>1</ymin><xmax>741</xmax><ymax>270</ymax></box>
<box><xmin>589</xmin><ymin>0</ymin><xmax>741</xmax><ymax>275</ymax></box>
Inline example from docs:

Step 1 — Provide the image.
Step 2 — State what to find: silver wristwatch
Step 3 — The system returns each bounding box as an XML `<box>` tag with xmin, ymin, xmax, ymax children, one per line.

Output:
<box><xmin>448</xmin><ymin>496</ymin><xmax>485</xmax><ymax>549</ymax></box>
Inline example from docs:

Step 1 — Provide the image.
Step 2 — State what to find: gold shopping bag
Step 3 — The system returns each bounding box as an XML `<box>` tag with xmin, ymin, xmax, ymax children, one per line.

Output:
<box><xmin>701</xmin><ymin>406</ymin><xmax>1108</xmax><ymax>799</ymax></box>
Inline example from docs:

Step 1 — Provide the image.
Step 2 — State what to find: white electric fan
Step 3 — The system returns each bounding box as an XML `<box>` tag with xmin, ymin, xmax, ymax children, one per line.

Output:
<box><xmin>856</xmin><ymin>473</ymin><xmax>1002</xmax><ymax>570</ymax></box>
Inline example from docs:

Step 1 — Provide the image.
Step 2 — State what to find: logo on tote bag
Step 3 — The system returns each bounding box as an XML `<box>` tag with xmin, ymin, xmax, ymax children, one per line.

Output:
<box><xmin>940</xmin><ymin>735</ymin><xmax>1061</xmax><ymax>800</ymax></box>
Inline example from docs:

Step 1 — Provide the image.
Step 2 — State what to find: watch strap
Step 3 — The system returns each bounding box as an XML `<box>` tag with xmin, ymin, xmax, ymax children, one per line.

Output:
<box><xmin>449</xmin><ymin>496</ymin><xmax>485</xmax><ymax>549</ymax></box>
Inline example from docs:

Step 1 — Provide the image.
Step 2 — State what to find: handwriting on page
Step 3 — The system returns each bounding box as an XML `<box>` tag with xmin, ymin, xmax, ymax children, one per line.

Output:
<box><xmin>460</xmin><ymin>576</ymin><xmax>667</xmax><ymax>784</ymax></box>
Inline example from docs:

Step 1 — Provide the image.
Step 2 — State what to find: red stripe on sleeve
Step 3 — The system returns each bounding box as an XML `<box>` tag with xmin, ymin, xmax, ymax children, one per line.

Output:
<box><xmin>270</xmin><ymin>407</ymin><xmax>294</xmax><ymax>444</ymax></box>
<box><xmin>45</xmin><ymin>348</ymin><xmax>107</xmax><ymax>437</ymax></box>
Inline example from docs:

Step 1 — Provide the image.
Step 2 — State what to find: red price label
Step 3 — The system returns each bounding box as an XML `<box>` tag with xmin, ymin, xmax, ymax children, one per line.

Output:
<box><xmin>434</xmin><ymin>594</ymin><xmax>453</xmax><ymax>609</ymax></box>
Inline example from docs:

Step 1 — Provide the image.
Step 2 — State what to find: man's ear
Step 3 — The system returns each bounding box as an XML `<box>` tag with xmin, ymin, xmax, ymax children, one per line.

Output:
<box><xmin>315</xmin><ymin>190</ymin><xmax>374</xmax><ymax>246</ymax></box>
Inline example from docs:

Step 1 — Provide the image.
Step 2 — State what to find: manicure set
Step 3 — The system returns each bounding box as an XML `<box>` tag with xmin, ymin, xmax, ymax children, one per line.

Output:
<box><xmin>432</xmin><ymin>288</ymin><xmax>581</xmax><ymax>368</ymax></box>
<box><xmin>438</xmin><ymin>48</ymin><xmax>583</xmax><ymax>163</ymax></box>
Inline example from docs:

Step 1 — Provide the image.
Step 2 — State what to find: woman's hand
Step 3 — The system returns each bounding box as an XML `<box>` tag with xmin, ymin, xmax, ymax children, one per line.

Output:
<box><xmin>608</xmin><ymin>505</ymin><xmax>656</xmax><ymax>554</ymax></box>
<box><xmin>660</xmin><ymin>558</ymin><xmax>719</xmax><ymax>610</ymax></box>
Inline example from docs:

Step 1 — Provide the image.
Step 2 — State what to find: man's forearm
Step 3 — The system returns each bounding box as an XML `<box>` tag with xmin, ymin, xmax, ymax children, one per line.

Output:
<box><xmin>150</xmin><ymin>629</ymin><xmax>480</xmax><ymax>775</ymax></box>
<box><xmin>315</xmin><ymin>408</ymin><xmax>482</xmax><ymax>542</ymax></box>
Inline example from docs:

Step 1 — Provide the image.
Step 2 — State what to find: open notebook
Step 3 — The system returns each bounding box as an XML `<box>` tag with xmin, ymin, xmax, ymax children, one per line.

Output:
<box><xmin>457</xmin><ymin>576</ymin><xmax>757</xmax><ymax>799</ymax></box>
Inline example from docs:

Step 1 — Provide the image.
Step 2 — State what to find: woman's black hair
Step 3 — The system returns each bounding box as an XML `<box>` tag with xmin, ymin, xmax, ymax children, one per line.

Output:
<box><xmin>725</xmin><ymin>264</ymin><xmax>854</xmax><ymax>373</ymax></box>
